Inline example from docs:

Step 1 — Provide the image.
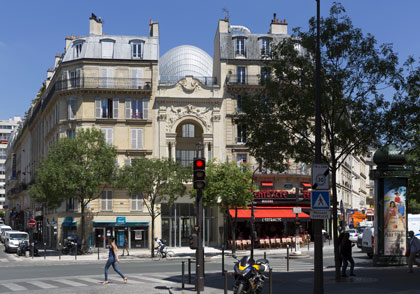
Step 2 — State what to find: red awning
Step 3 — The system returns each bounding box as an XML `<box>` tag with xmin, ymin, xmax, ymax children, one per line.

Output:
<box><xmin>301</xmin><ymin>182</ymin><xmax>312</xmax><ymax>188</ymax></box>
<box><xmin>229</xmin><ymin>207</ymin><xmax>310</xmax><ymax>219</ymax></box>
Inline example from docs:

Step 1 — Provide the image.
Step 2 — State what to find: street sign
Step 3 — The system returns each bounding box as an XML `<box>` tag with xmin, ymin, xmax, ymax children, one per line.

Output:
<box><xmin>311</xmin><ymin>163</ymin><xmax>329</xmax><ymax>190</ymax></box>
<box><xmin>28</xmin><ymin>219</ymin><xmax>36</xmax><ymax>228</ymax></box>
<box><xmin>311</xmin><ymin>190</ymin><xmax>330</xmax><ymax>210</ymax></box>
<box><xmin>310</xmin><ymin>210</ymin><xmax>331</xmax><ymax>219</ymax></box>
<box><xmin>293</xmin><ymin>207</ymin><xmax>302</xmax><ymax>214</ymax></box>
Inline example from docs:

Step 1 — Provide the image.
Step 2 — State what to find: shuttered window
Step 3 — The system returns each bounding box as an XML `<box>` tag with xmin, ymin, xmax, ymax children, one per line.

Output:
<box><xmin>112</xmin><ymin>98</ymin><xmax>119</xmax><ymax>119</ymax></box>
<box><xmin>131</xmin><ymin>193</ymin><xmax>143</xmax><ymax>211</ymax></box>
<box><xmin>125</xmin><ymin>99</ymin><xmax>149</xmax><ymax>119</ymax></box>
<box><xmin>101</xmin><ymin>191</ymin><xmax>113</xmax><ymax>211</ymax></box>
<box><xmin>100</xmin><ymin>128</ymin><xmax>113</xmax><ymax>146</ymax></box>
<box><xmin>131</xmin><ymin>128</ymin><xmax>143</xmax><ymax>149</ymax></box>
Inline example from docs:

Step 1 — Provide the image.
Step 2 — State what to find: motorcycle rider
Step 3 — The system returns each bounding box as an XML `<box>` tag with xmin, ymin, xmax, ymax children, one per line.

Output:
<box><xmin>155</xmin><ymin>237</ymin><xmax>166</xmax><ymax>258</ymax></box>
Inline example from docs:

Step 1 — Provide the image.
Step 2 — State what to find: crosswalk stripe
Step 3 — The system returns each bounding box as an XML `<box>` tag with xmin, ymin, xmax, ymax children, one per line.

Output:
<box><xmin>27</xmin><ymin>280</ymin><xmax>57</xmax><ymax>289</ymax></box>
<box><xmin>77</xmin><ymin>277</ymin><xmax>104</xmax><ymax>284</ymax></box>
<box><xmin>2</xmin><ymin>283</ymin><xmax>27</xmax><ymax>291</ymax></box>
<box><xmin>135</xmin><ymin>275</ymin><xmax>178</xmax><ymax>285</ymax></box>
<box><xmin>54</xmin><ymin>279</ymin><xmax>87</xmax><ymax>287</ymax></box>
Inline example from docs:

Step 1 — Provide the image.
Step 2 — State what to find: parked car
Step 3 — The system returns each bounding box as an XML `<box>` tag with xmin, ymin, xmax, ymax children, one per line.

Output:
<box><xmin>0</xmin><ymin>225</ymin><xmax>12</xmax><ymax>243</ymax></box>
<box><xmin>357</xmin><ymin>229</ymin><xmax>364</xmax><ymax>248</ymax></box>
<box><xmin>361</xmin><ymin>227</ymin><xmax>374</xmax><ymax>258</ymax></box>
<box><xmin>4</xmin><ymin>231</ymin><xmax>29</xmax><ymax>253</ymax></box>
<box><xmin>346</xmin><ymin>229</ymin><xmax>359</xmax><ymax>243</ymax></box>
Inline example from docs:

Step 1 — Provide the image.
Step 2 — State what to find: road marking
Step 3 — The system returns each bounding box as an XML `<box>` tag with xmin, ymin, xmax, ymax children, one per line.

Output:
<box><xmin>27</xmin><ymin>280</ymin><xmax>57</xmax><ymax>289</ymax></box>
<box><xmin>0</xmin><ymin>258</ymin><xmax>7</xmax><ymax>263</ymax></box>
<box><xmin>77</xmin><ymin>277</ymin><xmax>104</xmax><ymax>284</ymax></box>
<box><xmin>135</xmin><ymin>275</ymin><xmax>178</xmax><ymax>285</ymax></box>
<box><xmin>2</xmin><ymin>283</ymin><xmax>27</xmax><ymax>291</ymax></box>
<box><xmin>54</xmin><ymin>279</ymin><xmax>87</xmax><ymax>287</ymax></box>
<box><xmin>107</xmin><ymin>276</ymin><xmax>144</xmax><ymax>284</ymax></box>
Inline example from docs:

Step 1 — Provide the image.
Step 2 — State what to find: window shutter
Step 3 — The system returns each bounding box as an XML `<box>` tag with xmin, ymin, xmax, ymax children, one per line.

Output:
<box><xmin>68</xmin><ymin>99</ymin><xmax>76</xmax><ymax>120</ymax></box>
<box><xmin>131</xmin><ymin>129</ymin><xmax>137</xmax><ymax>149</ymax></box>
<box><xmin>131</xmin><ymin>69</ymin><xmax>137</xmax><ymax>89</ymax></box>
<box><xmin>113</xmin><ymin>98</ymin><xmax>119</xmax><ymax>119</ymax></box>
<box><xmin>95</xmin><ymin>98</ymin><xmax>101</xmax><ymax>118</ymax></box>
<box><xmin>125</xmin><ymin>99</ymin><xmax>131</xmax><ymax>119</ymax></box>
<box><xmin>101</xmin><ymin>191</ymin><xmax>107</xmax><ymax>211</ymax></box>
<box><xmin>107</xmin><ymin>191</ymin><xmax>113</xmax><ymax>211</ymax></box>
<box><xmin>108</xmin><ymin>68</ymin><xmax>114</xmax><ymax>88</ymax></box>
<box><xmin>76</xmin><ymin>68</ymin><xmax>81</xmax><ymax>87</ymax></box>
<box><xmin>143</xmin><ymin>100</ymin><xmax>149</xmax><ymax>119</ymax></box>
<box><xmin>107</xmin><ymin>128</ymin><xmax>113</xmax><ymax>145</ymax></box>
<box><xmin>137</xmin><ymin>129</ymin><xmax>143</xmax><ymax>150</ymax></box>
<box><xmin>62</xmin><ymin>71</ymin><xmax>69</xmax><ymax>89</ymax></box>
<box><xmin>124</xmin><ymin>158</ymin><xmax>131</xmax><ymax>166</ymax></box>
<box><xmin>100</xmin><ymin>128</ymin><xmax>107</xmax><ymax>143</ymax></box>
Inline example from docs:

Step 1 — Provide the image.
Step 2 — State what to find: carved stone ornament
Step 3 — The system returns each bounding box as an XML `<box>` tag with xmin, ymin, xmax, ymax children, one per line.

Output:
<box><xmin>179</xmin><ymin>77</ymin><xmax>200</xmax><ymax>93</ymax></box>
<box><xmin>166</xmin><ymin>104</ymin><xmax>212</xmax><ymax>132</ymax></box>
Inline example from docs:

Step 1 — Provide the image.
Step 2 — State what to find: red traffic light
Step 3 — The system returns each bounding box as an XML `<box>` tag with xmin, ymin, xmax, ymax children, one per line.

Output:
<box><xmin>195</xmin><ymin>160</ymin><xmax>204</xmax><ymax>168</ymax></box>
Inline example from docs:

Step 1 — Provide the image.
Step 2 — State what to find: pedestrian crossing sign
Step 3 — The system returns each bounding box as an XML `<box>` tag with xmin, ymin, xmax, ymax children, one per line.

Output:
<box><xmin>311</xmin><ymin>191</ymin><xmax>330</xmax><ymax>210</ymax></box>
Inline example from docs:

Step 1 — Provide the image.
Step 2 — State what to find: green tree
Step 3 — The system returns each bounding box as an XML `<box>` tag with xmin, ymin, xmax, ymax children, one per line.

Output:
<box><xmin>117</xmin><ymin>158</ymin><xmax>190</xmax><ymax>257</ymax></box>
<box><xmin>200</xmin><ymin>160</ymin><xmax>254</xmax><ymax>254</ymax></box>
<box><xmin>236</xmin><ymin>3</ymin><xmax>399</xmax><ymax>279</ymax></box>
<box><xmin>30</xmin><ymin>128</ymin><xmax>117</xmax><ymax>248</ymax></box>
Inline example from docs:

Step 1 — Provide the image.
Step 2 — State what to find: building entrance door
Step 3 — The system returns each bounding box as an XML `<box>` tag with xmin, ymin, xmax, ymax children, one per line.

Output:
<box><xmin>180</xmin><ymin>217</ymin><xmax>194</xmax><ymax>247</ymax></box>
<box><xmin>116</xmin><ymin>230</ymin><xmax>125</xmax><ymax>247</ymax></box>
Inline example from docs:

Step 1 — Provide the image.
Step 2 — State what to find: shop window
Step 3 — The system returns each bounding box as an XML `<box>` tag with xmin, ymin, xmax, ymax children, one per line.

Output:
<box><xmin>131</xmin><ymin>193</ymin><xmax>143</xmax><ymax>211</ymax></box>
<box><xmin>101</xmin><ymin>190</ymin><xmax>113</xmax><ymax>211</ymax></box>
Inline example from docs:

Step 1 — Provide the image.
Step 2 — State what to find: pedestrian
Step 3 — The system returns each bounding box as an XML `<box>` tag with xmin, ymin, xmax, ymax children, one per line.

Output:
<box><xmin>407</xmin><ymin>231</ymin><xmax>420</xmax><ymax>273</ymax></box>
<box><xmin>122</xmin><ymin>236</ymin><xmax>129</xmax><ymax>256</ymax></box>
<box><xmin>337</xmin><ymin>231</ymin><xmax>345</xmax><ymax>267</ymax></box>
<box><xmin>103</xmin><ymin>236</ymin><xmax>128</xmax><ymax>285</ymax></box>
<box><xmin>341</xmin><ymin>232</ymin><xmax>355</xmax><ymax>277</ymax></box>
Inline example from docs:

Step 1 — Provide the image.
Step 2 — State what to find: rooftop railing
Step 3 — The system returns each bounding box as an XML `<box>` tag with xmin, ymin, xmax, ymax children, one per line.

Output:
<box><xmin>55</xmin><ymin>77</ymin><xmax>152</xmax><ymax>91</ymax></box>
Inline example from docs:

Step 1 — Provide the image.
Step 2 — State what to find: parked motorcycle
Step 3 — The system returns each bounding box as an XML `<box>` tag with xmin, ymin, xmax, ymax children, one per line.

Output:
<box><xmin>17</xmin><ymin>240</ymin><xmax>39</xmax><ymax>256</ymax></box>
<box><xmin>232</xmin><ymin>256</ymin><xmax>270</xmax><ymax>294</ymax></box>
<box><xmin>61</xmin><ymin>236</ymin><xmax>82</xmax><ymax>255</ymax></box>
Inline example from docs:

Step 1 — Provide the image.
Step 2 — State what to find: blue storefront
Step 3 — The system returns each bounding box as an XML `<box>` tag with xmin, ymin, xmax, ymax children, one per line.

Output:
<box><xmin>93</xmin><ymin>217</ymin><xmax>149</xmax><ymax>249</ymax></box>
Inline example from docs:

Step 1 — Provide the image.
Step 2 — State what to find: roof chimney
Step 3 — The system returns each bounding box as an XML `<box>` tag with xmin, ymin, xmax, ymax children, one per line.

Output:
<box><xmin>270</xmin><ymin>14</ymin><xmax>287</xmax><ymax>35</ymax></box>
<box><xmin>89</xmin><ymin>13</ymin><xmax>103</xmax><ymax>35</ymax></box>
<box><xmin>149</xmin><ymin>19</ymin><xmax>159</xmax><ymax>37</ymax></box>
<box><xmin>65</xmin><ymin>36</ymin><xmax>73</xmax><ymax>52</ymax></box>
<box><xmin>54</xmin><ymin>54</ymin><xmax>61</xmax><ymax>69</ymax></box>
<box><xmin>46</xmin><ymin>68</ymin><xmax>54</xmax><ymax>88</ymax></box>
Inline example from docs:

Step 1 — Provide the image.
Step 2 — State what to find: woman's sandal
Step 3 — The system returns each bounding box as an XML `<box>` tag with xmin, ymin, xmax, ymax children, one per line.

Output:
<box><xmin>123</xmin><ymin>277</ymin><xmax>128</xmax><ymax>284</ymax></box>
<box><xmin>102</xmin><ymin>281</ymin><xmax>109</xmax><ymax>285</ymax></box>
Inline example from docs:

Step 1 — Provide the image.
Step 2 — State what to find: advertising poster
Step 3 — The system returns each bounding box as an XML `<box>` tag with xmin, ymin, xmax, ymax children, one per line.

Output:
<box><xmin>384</xmin><ymin>178</ymin><xmax>407</xmax><ymax>255</ymax></box>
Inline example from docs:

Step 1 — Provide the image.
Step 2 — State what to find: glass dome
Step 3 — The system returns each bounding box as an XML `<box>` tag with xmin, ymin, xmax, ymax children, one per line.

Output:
<box><xmin>159</xmin><ymin>45</ymin><xmax>213</xmax><ymax>84</ymax></box>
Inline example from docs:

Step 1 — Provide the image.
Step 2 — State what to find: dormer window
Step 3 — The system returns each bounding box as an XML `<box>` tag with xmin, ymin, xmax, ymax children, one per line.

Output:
<box><xmin>234</xmin><ymin>37</ymin><xmax>246</xmax><ymax>56</ymax></box>
<box><xmin>72</xmin><ymin>41</ymin><xmax>85</xmax><ymax>59</ymax></box>
<box><xmin>261</xmin><ymin>38</ymin><xmax>271</xmax><ymax>56</ymax></box>
<box><xmin>100</xmin><ymin>39</ymin><xmax>115</xmax><ymax>58</ymax></box>
<box><xmin>130</xmin><ymin>40</ymin><xmax>145</xmax><ymax>59</ymax></box>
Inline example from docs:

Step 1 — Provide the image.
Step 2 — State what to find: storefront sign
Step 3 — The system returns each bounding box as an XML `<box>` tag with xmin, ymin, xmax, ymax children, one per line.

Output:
<box><xmin>259</xmin><ymin>218</ymin><xmax>282</xmax><ymax>222</ymax></box>
<box><xmin>384</xmin><ymin>179</ymin><xmax>406</xmax><ymax>256</ymax></box>
<box><xmin>253</xmin><ymin>190</ymin><xmax>310</xmax><ymax>202</ymax></box>
<box><xmin>116</xmin><ymin>217</ymin><xmax>126</xmax><ymax>224</ymax></box>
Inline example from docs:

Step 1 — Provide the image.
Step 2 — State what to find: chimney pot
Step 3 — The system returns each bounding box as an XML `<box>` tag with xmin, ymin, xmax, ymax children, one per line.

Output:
<box><xmin>89</xmin><ymin>13</ymin><xmax>103</xmax><ymax>35</ymax></box>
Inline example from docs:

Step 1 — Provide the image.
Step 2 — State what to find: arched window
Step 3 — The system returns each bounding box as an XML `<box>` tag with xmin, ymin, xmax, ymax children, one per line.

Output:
<box><xmin>182</xmin><ymin>124</ymin><xmax>195</xmax><ymax>138</ymax></box>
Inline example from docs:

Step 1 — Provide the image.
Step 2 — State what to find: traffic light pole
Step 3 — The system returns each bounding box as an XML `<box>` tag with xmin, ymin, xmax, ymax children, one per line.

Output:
<box><xmin>196</xmin><ymin>188</ymin><xmax>205</xmax><ymax>292</ymax></box>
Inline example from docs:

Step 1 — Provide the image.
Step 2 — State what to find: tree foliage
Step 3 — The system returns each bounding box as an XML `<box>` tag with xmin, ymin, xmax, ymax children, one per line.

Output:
<box><xmin>117</xmin><ymin>158</ymin><xmax>190</xmax><ymax>257</ymax></box>
<box><xmin>235</xmin><ymin>3</ymin><xmax>400</xmax><ymax>278</ymax></box>
<box><xmin>30</xmin><ymin>128</ymin><xmax>117</xmax><ymax>247</ymax></box>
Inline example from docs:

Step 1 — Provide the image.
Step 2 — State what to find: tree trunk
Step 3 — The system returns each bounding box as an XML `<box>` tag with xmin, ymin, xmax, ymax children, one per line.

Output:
<box><xmin>232</xmin><ymin>207</ymin><xmax>238</xmax><ymax>254</ymax></box>
<box><xmin>80</xmin><ymin>201</ymin><xmax>86</xmax><ymax>249</ymax></box>
<box><xmin>331</xmin><ymin>161</ymin><xmax>341</xmax><ymax>280</ymax></box>
<box><xmin>151</xmin><ymin>203</ymin><xmax>155</xmax><ymax>258</ymax></box>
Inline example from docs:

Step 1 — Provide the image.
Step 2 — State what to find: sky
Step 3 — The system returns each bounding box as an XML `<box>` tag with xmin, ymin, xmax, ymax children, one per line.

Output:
<box><xmin>0</xmin><ymin>0</ymin><xmax>419</xmax><ymax>120</ymax></box>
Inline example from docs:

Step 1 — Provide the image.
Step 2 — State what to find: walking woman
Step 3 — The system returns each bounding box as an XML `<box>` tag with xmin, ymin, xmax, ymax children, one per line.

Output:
<box><xmin>103</xmin><ymin>236</ymin><xmax>128</xmax><ymax>285</ymax></box>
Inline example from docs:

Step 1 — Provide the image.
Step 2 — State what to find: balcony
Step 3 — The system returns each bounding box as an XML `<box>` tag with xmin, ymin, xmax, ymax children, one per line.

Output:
<box><xmin>226</xmin><ymin>75</ymin><xmax>268</xmax><ymax>89</ymax></box>
<box><xmin>55</xmin><ymin>77</ymin><xmax>152</xmax><ymax>92</ymax></box>
<box><xmin>159</xmin><ymin>76</ymin><xmax>217</xmax><ymax>87</ymax></box>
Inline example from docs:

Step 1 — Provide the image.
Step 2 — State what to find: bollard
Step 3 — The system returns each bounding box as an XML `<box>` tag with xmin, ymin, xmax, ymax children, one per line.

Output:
<box><xmin>264</xmin><ymin>251</ymin><xmax>267</xmax><ymax>260</ymax></box>
<box><xmin>287</xmin><ymin>245</ymin><xmax>289</xmax><ymax>272</ymax></box>
<box><xmin>188</xmin><ymin>258</ymin><xmax>191</xmax><ymax>284</ymax></box>
<box><xmin>59</xmin><ymin>243</ymin><xmax>61</xmax><ymax>260</ymax></box>
<box><xmin>182</xmin><ymin>261</ymin><xmax>185</xmax><ymax>289</ymax></box>
<box><xmin>269</xmin><ymin>267</ymin><xmax>273</xmax><ymax>294</ymax></box>
<box><xmin>222</xmin><ymin>246</ymin><xmax>225</xmax><ymax>276</ymax></box>
<box><xmin>75</xmin><ymin>246</ymin><xmax>77</xmax><ymax>260</ymax></box>
<box><xmin>223</xmin><ymin>270</ymin><xmax>228</xmax><ymax>294</ymax></box>
<box><xmin>44</xmin><ymin>243</ymin><xmax>46</xmax><ymax>260</ymax></box>
<box><xmin>98</xmin><ymin>247</ymin><xmax>100</xmax><ymax>260</ymax></box>
<box><xmin>31</xmin><ymin>243</ymin><xmax>34</xmax><ymax>259</ymax></box>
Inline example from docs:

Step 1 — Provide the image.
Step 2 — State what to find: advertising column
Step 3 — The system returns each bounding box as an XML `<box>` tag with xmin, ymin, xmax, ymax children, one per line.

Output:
<box><xmin>372</xmin><ymin>145</ymin><xmax>410</xmax><ymax>266</ymax></box>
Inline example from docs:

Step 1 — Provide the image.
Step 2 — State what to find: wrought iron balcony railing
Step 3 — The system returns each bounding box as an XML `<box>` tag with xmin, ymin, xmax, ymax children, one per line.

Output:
<box><xmin>55</xmin><ymin>77</ymin><xmax>152</xmax><ymax>91</ymax></box>
<box><xmin>226</xmin><ymin>75</ymin><xmax>269</xmax><ymax>86</ymax></box>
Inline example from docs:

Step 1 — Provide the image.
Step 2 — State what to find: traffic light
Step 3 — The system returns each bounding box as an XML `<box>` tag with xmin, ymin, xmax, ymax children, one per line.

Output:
<box><xmin>193</xmin><ymin>158</ymin><xmax>206</xmax><ymax>190</ymax></box>
<box><xmin>189</xmin><ymin>233</ymin><xmax>198</xmax><ymax>249</ymax></box>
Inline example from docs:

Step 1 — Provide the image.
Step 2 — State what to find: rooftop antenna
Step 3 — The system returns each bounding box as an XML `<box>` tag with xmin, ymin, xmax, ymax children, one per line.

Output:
<box><xmin>222</xmin><ymin>8</ymin><xmax>230</xmax><ymax>21</ymax></box>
